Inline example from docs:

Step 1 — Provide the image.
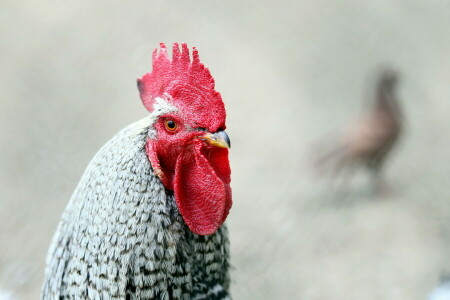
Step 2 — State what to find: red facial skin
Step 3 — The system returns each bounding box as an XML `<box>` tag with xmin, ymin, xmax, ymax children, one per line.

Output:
<box><xmin>146</xmin><ymin>112</ymin><xmax>232</xmax><ymax>236</ymax></box>
<box><xmin>139</xmin><ymin>43</ymin><xmax>232</xmax><ymax>235</ymax></box>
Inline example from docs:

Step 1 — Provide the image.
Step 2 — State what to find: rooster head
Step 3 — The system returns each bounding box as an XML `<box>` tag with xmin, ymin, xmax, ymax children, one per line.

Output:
<box><xmin>137</xmin><ymin>43</ymin><xmax>231</xmax><ymax>235</ymax></box>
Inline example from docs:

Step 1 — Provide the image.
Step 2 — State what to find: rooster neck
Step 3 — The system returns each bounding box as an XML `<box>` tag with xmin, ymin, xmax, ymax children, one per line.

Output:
<box><xmin>374</xmin><ymin>86</ymin><xmax>400</xmax><ymax>117</ymax></box>
<box><xmin>43</xmin><ymin>117</ymin><xmax>231</xmax><ymax>298</ymax></box>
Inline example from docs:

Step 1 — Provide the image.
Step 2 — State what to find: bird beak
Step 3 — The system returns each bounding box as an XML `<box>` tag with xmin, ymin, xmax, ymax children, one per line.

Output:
<box><xmin>200</xmin><ymin>130</ymin><xmax>231</xmax><ymax>149</ymax></box>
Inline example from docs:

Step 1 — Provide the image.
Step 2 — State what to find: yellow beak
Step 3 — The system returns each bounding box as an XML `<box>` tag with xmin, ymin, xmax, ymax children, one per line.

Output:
<box><xmin>200</xmin><ymin>130</ymin><xmax>231</xmax><ymax>149</ymax></box>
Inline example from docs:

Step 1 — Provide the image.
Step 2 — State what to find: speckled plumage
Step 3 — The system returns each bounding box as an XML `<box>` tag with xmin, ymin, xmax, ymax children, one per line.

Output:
<box><xmin>42</xmin><ymin>117</ymin><xmax>231</xmax><ymax>299</ymax></box>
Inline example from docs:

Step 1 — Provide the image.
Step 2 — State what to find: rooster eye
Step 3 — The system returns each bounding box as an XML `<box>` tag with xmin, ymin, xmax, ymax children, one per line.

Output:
<box><xmin>164</xmin><ymin>119</ymin><xmax>177</xmax><ymax>131</ymax></box>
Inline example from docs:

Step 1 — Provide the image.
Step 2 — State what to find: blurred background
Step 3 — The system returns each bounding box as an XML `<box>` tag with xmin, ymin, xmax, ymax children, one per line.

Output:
<box><xmin>1</xmin><ymin>0</ymin><xmax>450</xmax><ymax>299</ymax></box>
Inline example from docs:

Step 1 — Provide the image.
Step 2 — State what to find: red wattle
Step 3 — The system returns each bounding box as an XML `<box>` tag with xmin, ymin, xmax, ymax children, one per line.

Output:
<box><xmin>173</xmin><ymin>145</ymin><xmax>232</xmax><ymax>235</ymax></box>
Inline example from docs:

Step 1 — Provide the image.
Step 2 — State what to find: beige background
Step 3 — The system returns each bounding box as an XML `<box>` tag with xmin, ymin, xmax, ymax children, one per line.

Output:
<box><xmin>1</xmin><ymin>0</ymin><xmax>450</xmax><ymax>299</ymax></box>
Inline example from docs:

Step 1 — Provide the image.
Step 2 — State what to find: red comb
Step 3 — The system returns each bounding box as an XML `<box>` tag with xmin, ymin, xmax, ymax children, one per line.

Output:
<box><xmin>137</xmin><ymin>43</ymin><xmax>218</xmax><ymax>112</ymax></box>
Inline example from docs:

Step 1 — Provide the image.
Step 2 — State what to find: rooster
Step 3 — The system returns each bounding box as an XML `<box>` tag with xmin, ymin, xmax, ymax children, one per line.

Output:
<box><xmin>315</xmin><ymin>69</ymin><xmax>402</xmax><ymax>192</ymax></box>
<box><xmin>42</xmin><ymin>43</ymin><xmax>232</xmax><ymax>299</ymax></box>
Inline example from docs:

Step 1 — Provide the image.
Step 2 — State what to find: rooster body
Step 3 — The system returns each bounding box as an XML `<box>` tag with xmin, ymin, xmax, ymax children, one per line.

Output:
<box><xmin>42</xmin><ymin>44</ymin><xmax>232</xmax><ymax>299</ymax></box>
<box><xmin>340</xmin><ymin>80</ymin><xmax>401</xmax><ymax>173</ymax></box>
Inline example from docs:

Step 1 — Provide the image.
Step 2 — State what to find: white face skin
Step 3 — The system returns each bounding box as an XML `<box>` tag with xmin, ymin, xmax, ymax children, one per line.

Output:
<box><xmin>147</xmin><ymin>96</ymin><xmax>178</xmax><ymax>139</ymax></box>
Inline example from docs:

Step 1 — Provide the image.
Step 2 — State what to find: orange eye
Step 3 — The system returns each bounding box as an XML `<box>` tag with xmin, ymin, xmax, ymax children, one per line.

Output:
<box><xmin>164</xmin><ymin>119</ymin><xmax>177</xmax><ymax>131</ymax></box>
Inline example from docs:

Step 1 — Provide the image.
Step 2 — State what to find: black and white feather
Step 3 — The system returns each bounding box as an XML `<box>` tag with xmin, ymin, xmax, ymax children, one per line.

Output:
<box><xmin>42</xmin><ymin>118</ymin><xmax>231</xmax><ymax>299</ymax></box>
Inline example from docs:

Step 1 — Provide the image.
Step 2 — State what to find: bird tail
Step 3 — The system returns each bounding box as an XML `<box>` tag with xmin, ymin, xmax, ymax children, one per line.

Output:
<box><xmin>311</xmin><ymin>137</ymin><xmax>349</xmax><ymax>175</ymax></box>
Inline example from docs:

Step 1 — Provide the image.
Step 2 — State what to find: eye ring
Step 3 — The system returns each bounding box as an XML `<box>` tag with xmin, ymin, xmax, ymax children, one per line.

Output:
<box><xmin>164</xmin><ymin>119</ymin><xmax>178</xmax><ymax>131</ymax></box>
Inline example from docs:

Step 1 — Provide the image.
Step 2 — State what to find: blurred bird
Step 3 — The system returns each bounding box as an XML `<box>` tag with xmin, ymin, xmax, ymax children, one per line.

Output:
<box><xmin>315</xmin><ymin>69</ymin><xmax>403</xmax><ymax>193</ymax></box>
<box><xmin>42</xmin><ymin>43</ymin><xmax>232</xmax><ymax>299</ymax></box>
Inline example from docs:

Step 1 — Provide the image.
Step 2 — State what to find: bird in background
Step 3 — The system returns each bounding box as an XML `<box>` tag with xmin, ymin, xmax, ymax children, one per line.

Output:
<box><xmin>42</xmin><ymin>43</ymin><xmax>233</xmax><ymax>299</ymax></box>
<box><xmin>314</xmin><ymin>68</ymin><xmax>403</xmax><ymax>193</ymax></box>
